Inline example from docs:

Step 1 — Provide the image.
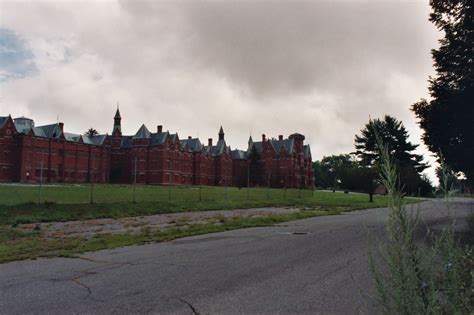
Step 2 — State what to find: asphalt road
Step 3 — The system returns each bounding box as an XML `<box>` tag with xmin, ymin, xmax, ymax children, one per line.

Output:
<box><xmin>1</xmin><ymin>198</ymin><xmax>472</xmax><ymax>314</ymax></box>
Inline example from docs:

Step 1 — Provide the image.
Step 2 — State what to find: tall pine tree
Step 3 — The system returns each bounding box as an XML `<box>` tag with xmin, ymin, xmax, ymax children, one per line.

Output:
<box><xmin>354</xmin><ymin>115</ymin><xmax>427</xmax><ymax>173</ymax></box>
<box><xmin>354</xmin><ymin>116</ymin><xmax>431</xmax><ymax>196</ymax></box>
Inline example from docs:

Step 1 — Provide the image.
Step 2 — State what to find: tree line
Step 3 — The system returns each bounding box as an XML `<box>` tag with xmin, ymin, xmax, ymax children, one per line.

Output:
<box><xmin>315</xmin><ymin>0</ymin><xmax>472</xmax><ymax>200</ymax></box>
<box><xmin>313</xmin><ymin>115</ymin><xmax>433</xmax><ymax>201</ymax></box>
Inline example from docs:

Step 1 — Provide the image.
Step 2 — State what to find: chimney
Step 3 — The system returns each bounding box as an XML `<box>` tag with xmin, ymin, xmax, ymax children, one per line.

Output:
<box><xmin>279</xmin><ymin>135</ymin><xmax>283</xmax><ymax>140</ymax></box>
<box><xmin>58</xmin><ymin>122</ymin><xmax>64</xmax><ymax>133</ymax></box>
<box><xmin>262</xmin><ymin>134</ymin><xmax>266</xmax><ymax>142</ymax></box>
<box><xmin>208</xmin><ymin>138</ymin><xmax>213</xmax><ymax>146</ymax></box>
<box><xmin>157</xmin><ymin>125</ymin><xmax>163</xmax><ymax>133</ymax></box>
<box><xmin>188</xmin><ymin>136</ymin><xmax>192</xmax><ymax>140</ymax></box>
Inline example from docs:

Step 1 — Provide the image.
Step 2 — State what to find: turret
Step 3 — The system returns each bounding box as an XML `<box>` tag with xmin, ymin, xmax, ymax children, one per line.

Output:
<box><xmin>248</xmin><ymin>135</ymin><xmax>253</xmax><ymax>149</ymax></box>
<box><xmin>218</xmin><ymin>126</ymin><xmax>225</xmax><ymax>141</ymax></box>
<box><xmin>112</xmin><ymin>104</ymin><xmax>122</xmax><ymax>136</ymax></box>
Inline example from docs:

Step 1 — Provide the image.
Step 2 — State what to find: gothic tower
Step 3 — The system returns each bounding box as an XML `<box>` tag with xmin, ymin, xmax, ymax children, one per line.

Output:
<box><xmin>112</xmin><ymin>105</ymin><xmax>122</xmax><ymax>136</ymax></box>
<box><xmin>218</xmin><ymin>126</ymin><xmax>225</xmax><ymax>141</ymax></box>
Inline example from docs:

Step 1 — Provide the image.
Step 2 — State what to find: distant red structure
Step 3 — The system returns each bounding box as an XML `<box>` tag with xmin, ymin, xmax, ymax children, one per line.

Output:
<box><xmin>232</xmin><ymin>133</ymin><xmax>314</xmax><ymax>188</ymax></box>
<box><xmin>0</xmin><ymin>109</ymin><xmax>314</xmax><ymax>188</ymax></box>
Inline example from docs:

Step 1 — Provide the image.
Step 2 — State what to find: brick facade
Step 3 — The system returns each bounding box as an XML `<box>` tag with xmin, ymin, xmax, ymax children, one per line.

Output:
<box><xmin>232</xmin><ymin>133</ymin><xmax>314</xmax><ymax>188</ymax></box>
<box><xmin>0</xmin><ymin>110</ymin><xmax>314</xmax><ymax>188</ymax></box>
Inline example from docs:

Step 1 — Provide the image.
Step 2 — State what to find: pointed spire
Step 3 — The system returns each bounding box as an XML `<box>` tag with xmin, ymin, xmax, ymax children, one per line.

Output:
<box><xmin>218</xmin><ymin>126</ymin><xmax>225</xmax><ymax>140</ymax></box>
<box><xmin>113</xmin><ymin>104</ymin><xmax>122</xmax><ymax>135</ymax></box>
<box><xmin>114</xmin><ymin>103</ymin><xmax>121</xmax><ymax>119</ymax></box>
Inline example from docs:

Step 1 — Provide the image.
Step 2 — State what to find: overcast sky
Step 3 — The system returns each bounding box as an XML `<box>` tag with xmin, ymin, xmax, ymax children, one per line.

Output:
<box><xmin>0</xmin><ymin>0</ymin><xmax>441</xmax><ymax>182</ymax></box>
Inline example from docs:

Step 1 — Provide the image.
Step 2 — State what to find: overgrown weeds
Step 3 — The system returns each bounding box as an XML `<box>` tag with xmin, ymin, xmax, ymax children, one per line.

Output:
<box><xmin>0</xmin><ymin>208</ymin><xmax>343</xmax><ymax>263</ymax></box>
<box><xmin>370</xmin><ymin>144</ymin><xmax>473</xmax><ymax>314</ymax></box>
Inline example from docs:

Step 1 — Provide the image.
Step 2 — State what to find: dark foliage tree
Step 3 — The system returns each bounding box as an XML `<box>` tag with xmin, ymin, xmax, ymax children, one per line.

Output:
<box><xmin>313</xmin><ymin>154</ymin><xmax>380</xmax><ymax>200</ymax></box>
<box><xmin>312</xmin><ymin>160</ymin><xmax>325</xmax><ymax>188</ymax></box>
<box><xmin>355</xmin><ymin>115</ymin><xmax>427</xmax><ymax>173</ymax></box>
<box><xmin>411</xmin><ymin>0</ymin><xmax>474</xmax><ymax>185</ymax></box>
<box><xmin>85</xmin><ymin>128</ymin><xmax>99</xmax><ymax>137</ymax></box>
<box><xmin>435</xmin><ymin>163</ymin><xmax>461</xmax><ymax>192</ymax></box>
<box><xmin>340</xmin><ymin>166</ymin><xmax>378</xmax><ymax>202</ymax></box>
<box><xmin>354</xmin><ymin>116</ymin><xmax>432</xmax><ymax>196</ymax></box>
<box><xmin>399</xmin><ymin>167</ymin><xmax>434</xmax><ymax>197</ymax></box>
<box><xmin>313</xmin><ymin>154</ymin><xmax>357</xmax><ymax>190</ymax></box>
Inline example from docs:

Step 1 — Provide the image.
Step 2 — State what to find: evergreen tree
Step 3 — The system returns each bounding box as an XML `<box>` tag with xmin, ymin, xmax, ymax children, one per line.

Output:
<box><xmin>354</xmin><ymin>115</ymin><xmax>427</xmax><ymax>173</ymax></box>
<box><xmin>412</xmin><ymin>0</ymin><xmax>473</xmax><ymax>185</ymax></box>
<box><xmin>354</xmin><ymin>116</ymin><xmax>432</xmax><ymax>196</ymax></box>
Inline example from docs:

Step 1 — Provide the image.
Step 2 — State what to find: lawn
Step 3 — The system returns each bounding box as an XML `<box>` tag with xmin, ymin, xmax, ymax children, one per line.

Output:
<box><xmin>1</xmin><ymin>183</ymin><xmax>372</xmax><ymax>205</ymax></box>
<box><xmin>0</xmin><ymin>184</ymin><xmax>421</xmax><ymax>263</ymax></box>
<box><xmin>0</xmin><ymin>184</ymin><xmax>408</xmax><ymax>225</ymax></box>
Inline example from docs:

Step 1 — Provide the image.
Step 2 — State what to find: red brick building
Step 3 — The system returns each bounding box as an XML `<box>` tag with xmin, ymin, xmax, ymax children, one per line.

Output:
<box><xmin>0</xmin><ymin>110</ymin><xmax>314</xmax><ymax>188</ymax></box>
<box><xmin>232</xmin><ymin>133</ymin><xmax>314</xmax><ymax>188</ymax></box>
<box><xmin>0</xmin><ymin>115</ymin><xmax>109</xmax><ymax>184</ymax></box>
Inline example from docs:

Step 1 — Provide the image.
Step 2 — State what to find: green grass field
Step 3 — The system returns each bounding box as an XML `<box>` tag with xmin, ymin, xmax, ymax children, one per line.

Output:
<box><xmin>0</xmin><ymin>184</ymin><xmax>422</xmax><ymax>263</ymax></box>
<box><xmin>2</xmin><ymin>183</ymin><xmax>333</xmax><ymax>205</ymax></box>
<box><xmin>0</xmin><ymin>184</ymin><xmax>410</xmax><ymax>225</ymax></box>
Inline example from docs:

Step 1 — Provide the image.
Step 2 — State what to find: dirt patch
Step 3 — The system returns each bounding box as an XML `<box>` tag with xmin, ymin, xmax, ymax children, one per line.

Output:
<box><xmin>18</xmin><ymin>207</ymin><xmax>300</xmax><ymax>239</ymax></box>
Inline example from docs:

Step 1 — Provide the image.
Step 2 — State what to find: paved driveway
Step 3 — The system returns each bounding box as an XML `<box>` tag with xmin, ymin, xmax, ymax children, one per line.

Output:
<box><xmin>1</xmin><ymin>198</ymin><xmax>472</xmax><ymax>314</ymax></box>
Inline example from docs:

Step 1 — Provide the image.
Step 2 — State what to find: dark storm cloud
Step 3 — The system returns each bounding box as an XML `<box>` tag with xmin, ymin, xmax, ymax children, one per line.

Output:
<box><xmin>121</xmin><ymin>1</ymin><xmax>435</xmax><ymax>98</ymax></box>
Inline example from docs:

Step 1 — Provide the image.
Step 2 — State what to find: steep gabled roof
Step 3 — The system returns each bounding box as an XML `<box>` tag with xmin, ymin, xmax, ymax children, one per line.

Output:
<box><xmin>150</xmin><ymin>132</ymin><xmax>168</xmax><ymax>145</ymax></box>
<box><xmin>34</xmin><ymin>123</ymin><xmax>62</xmax><ymax>139</ymax></box>
<box><xmin>133</xmin><ymin>124</ymin><xmax>151</xmax><ymax>139</ymax></box>
<box><xmin>210</xmin><ymin>139</ymin><xmax>227</xmax><ymax>156</ymax></box>
<box><xmin>180</xmin><ymin>138</ymin><xmax>203</xmax><ymax>152</ymax></box>
<box><xmin>83</xmin><ymin>134</ymin><xmax>107</xmax><ymax>145</ymax></box>
<box><xmin>304</xmin><ymin>145</ymin><xmax>312</xmax><ymax>159</ymax></box>
<box><xmin>203</xmin><ymin>145</ymin><xmax>211</xmax><ymax>156</ymax></box>
<box><xmin>0</xmin><ymin>116</ymin><xmax>8</xmax><ymax>129</ymax></box>
<box><xmin>168</xmin><ymin>133</ymin><xmax>178</xmax><ymax>143</ymax></box>
<box><xmin>29</xmin><ymin>127</ymin><xmax>47</xmax><ymax>137</ymax></box>
<box><xmin>64</xmin><ymin>132</ymin><xmax>81</xmax><ymax>142</ymax></box>
<box><xmin>231</xmin><ymin>149</ymin><xmax>247</xmax><ymax>160</ymax></box>
<box><xmin>248</xmin><ymin>138</ymin><xmax>294</xmax><ymax>156</ymax></box>
<box><xmin>247</xmin><ymin>141</ymin><xmax>263</xmax><ymax>154</ymax></box>
<box><xmin>121</xmin><ymin>136</ymin><xmax>133</xmax><ymax>148</ymax></box>
<box><xmin>270</xmin><ymin>139</ymin><xmax>294</xmax><ymax>154</ymax></box>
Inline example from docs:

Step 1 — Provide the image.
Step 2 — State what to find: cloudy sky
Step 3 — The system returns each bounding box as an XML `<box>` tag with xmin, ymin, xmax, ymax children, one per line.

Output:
<box><xmin>0</xmin><ymin>0</ymin><xmax>440</xmax><ymax>182</ymax></box>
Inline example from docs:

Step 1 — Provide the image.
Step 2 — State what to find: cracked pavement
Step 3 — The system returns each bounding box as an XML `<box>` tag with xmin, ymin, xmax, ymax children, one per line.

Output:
<box><xmin>0</xmin><ymin>198</ymin><xmax>472</xmax><ymax>314</ymax></box>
